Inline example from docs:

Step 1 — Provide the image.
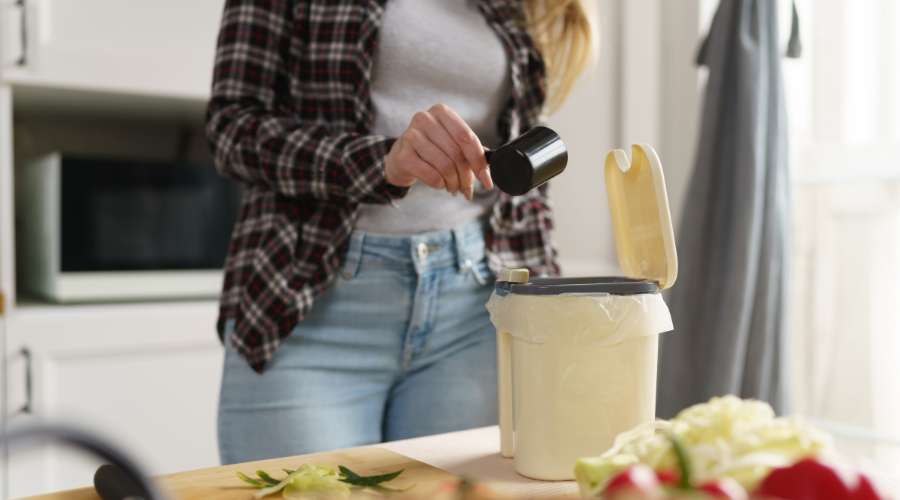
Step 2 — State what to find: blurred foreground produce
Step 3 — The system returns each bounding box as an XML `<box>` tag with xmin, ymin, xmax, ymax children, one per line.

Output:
<box><xmin>575</xmin><ymin>396</ymin><xmax>839</xmax><ymax>497</ymax></box>
<box><xmin>755</xmin><ymin>458</ymin><xmax>882</xmax><ymax>500</ymax></box>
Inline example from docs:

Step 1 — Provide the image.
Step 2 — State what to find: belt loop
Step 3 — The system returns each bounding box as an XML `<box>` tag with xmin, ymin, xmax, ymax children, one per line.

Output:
<box><xmin>452</xmin><ymin>225</ymin><xmax>470</xmax><ymax>272</ymax></box>
<box><xmin>340</xmin><ymin>231</ymin><xmax>365</xmax><ymax>280</ymax></box>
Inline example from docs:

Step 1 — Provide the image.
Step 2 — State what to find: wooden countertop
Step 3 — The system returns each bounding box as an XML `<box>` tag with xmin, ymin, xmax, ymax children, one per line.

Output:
<box><xmin>23</xmin><ymin>427</ymin><xmax>580</xmax><ymax>500</ymax></box>
<box><xmin>24</xmin><ymin>447</ymin><xmax>455</xmax><ymax>500</ymax></box>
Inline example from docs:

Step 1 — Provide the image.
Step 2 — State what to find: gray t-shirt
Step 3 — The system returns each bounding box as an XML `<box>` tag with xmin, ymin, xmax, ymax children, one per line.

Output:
<box><xmin>354</xmin><ymin>0</ymin><xmax>510</xmax><ymax>234</ymax></box>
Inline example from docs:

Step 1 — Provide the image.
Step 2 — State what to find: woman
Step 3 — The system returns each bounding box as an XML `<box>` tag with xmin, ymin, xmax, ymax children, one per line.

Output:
<box><xmin>207</xmin><ymin>0</ymin><xmax>593</xmax><ymax>464</ymax></box>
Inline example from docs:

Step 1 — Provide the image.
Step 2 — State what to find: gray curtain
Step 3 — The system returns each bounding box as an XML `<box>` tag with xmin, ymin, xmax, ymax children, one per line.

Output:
<box><xmin>658</xmin><ymin>0</ymin><xmax>797</xmax><ymax>417</ymax></box>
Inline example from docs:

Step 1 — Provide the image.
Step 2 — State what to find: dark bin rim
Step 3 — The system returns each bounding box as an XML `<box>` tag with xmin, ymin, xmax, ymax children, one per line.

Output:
<box><xmin>494</xmin><ymin>276</ymin><xmax>659</xmax><ymax>296</ymax></box>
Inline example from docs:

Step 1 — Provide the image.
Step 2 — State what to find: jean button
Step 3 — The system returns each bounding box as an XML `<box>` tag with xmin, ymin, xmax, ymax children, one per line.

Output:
<box><xmin>416</xmin><ymin>242</ymin><xmax>429</xmax><ymax>260</ymax></box>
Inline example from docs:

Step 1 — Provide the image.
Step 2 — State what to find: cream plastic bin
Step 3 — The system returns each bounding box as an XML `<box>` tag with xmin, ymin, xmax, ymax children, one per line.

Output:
<box><xmin>486</xmin><ymin>145</ymin><xmax>679</xmax><ymax>480</ymax></box>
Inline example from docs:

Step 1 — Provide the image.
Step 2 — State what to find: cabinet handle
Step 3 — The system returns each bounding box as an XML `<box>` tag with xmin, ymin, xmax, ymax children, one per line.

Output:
<box><xmin>15</xmin><ymin>0</ymin><xmax>27</xmax><ymax>66</ymax></box>
<box><xmin>17</xmin><ymin>347</ymin><xmax>33</xmax><ymax>415</ymax></box>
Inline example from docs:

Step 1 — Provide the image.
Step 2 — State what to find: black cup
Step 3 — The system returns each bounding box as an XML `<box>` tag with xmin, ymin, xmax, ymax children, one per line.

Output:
<box><xmin>485</xmin><ymin>126</ymin><xmax>568</xmax><ymax>196</ymax></box>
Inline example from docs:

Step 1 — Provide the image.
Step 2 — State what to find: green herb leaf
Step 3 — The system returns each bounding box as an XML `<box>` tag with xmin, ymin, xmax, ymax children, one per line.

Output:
<box><xmin>338</xmin><ymin>465</ymin><xmax>362</xmax><ymax>482</ymax></box>
<box><xmin>256</xmin><ymin>470</ymin><xmax>282</xmax><ymax>486</ymax></box>
<box><xmin>338</xmin><ymin>465</ymin><xmax>405</xmax><ymax>487</ymax></box>
<box><xmin>239</xmin><ymin>464</ymin><xmax>406</xmax><ymax>497</ymax></box>
<box><xmin>237</xmin><ymin>471</ymin><xmax>268</xmax><ymax>488</ymax></box>
<box><xmin>667</xmin><ymin>433</ymin><xmax>692</xmax><ymax>489</ymax></box>
<box><xmin>236</xmin><ymin>470</ymin><xmax>296</xmax><ymax>498</ymax></box>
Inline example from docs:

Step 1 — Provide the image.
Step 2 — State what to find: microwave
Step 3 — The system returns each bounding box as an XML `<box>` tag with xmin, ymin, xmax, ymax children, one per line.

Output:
<box><xmin>15</xmin><ymin>153</ymin><xmax>240</xmax><ymax>303</ymax></box>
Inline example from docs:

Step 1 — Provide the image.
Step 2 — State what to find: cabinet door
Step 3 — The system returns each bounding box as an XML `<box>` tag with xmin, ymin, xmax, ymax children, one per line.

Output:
<box><xmin>3</xmin><ymin>340</ymin><xmax>43</xmax><ymax>500</ymax></box>
<box><xmin>7</xmin><ymin>0</ymin><xmax>225</xmax><ymax>98</ymax></box>
<box><xmin>1</xmin><ymin>317</ymin><xmax>9</xmax><ymax>500</ymax></box>
<box><xmin>3</xmin><ymin>302</ymin><xmax>223</xmax><ymax>498</ymax></box>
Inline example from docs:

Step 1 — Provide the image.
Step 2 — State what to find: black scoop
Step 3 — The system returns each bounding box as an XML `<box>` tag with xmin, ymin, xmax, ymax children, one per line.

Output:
<box><xmin>485</xmin><ymin>126</ymin><xmax>568</xmax><ymax>196</ymax></box>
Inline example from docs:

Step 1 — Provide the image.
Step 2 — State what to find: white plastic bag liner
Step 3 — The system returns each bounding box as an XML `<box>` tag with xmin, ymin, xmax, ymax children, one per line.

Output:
<box><xmin>486</xmin><ymin>292</ymin><xmax>674</xmax><ymax>347</ymax></box>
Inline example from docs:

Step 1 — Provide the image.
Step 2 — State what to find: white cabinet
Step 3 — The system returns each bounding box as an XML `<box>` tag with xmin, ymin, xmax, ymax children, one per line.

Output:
<box><xmin>4</xmin><ymin>302</ymin><xmax>224</xmax><ymax>499</ymax></box>
<box><xmin>0</xmin><ymin>4</ymin><xmax>230</xmax><ymax>496</ymax></box>
<box><xmin>3</xmin><ymin>0</ymin><xmax>225</xmax><ymax>99</ymax></box>
<box><xmin>0</xmin><ymin>87</ymin><xmax>13</xmax><ymax>309</ymax></box>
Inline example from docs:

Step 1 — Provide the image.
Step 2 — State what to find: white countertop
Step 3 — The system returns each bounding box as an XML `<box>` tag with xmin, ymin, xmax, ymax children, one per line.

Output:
<box><xmin>379</xmin><ymin>426</ymin><xmax>900</xmax><ymax>497</ymax></box>
<box><xmin>380</xmin><ymin>426</ymin><xmax>581</xmax><ymax>498</ymax></box>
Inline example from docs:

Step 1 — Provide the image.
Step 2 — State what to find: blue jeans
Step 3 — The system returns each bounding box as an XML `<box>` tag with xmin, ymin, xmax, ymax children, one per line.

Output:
<box><xmin>217</xmin><ymin>219</ymin><xmax>497</xmax><ymax>464</ymax></box>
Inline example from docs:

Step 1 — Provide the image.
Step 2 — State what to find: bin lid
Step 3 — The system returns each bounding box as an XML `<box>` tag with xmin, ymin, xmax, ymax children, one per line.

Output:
<box><xmin>605</xmin><ymin>145</ymin><xmax>678</xmax><ymax>290</ymax></box>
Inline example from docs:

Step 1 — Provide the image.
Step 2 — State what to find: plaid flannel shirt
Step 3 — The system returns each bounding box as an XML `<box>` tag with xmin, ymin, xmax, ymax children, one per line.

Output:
<box><xmin>207</xmin><ymin>0</ymin><xmax>560</xmax><ymax>373</ymax></box>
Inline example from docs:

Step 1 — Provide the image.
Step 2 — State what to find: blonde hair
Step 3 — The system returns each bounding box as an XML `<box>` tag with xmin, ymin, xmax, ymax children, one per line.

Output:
<box><xmin>524</xmin><ymin>0</ymin><xmax>596</xmax><ymax>112</ymax></box>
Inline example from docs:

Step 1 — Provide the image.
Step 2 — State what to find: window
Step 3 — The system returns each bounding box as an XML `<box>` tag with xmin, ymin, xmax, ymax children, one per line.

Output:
<box><xmin>785</xmin><ymin>0</ymin><xmax>900</xmax><ymax>486</ymax></box>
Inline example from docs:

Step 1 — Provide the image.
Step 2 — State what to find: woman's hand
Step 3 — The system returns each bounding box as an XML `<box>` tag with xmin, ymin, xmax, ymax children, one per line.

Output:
<box><xmin>384</xmin><ymin>104</ymin><xmax>494</xmax><ymax>200</ymax></box>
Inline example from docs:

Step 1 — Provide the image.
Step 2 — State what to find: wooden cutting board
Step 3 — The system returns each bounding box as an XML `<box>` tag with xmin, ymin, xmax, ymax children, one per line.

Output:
<box><xmin>24</xmin><ymin>447</ymin><xmax>459</xmax><ymax>500</ymax></box>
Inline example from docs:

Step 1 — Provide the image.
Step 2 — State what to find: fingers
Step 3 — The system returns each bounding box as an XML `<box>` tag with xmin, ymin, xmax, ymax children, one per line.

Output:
<box><xmin>407</xmin><ymin>155</ymin><xmax>446</xmax><ymax>190</ymax></box>
<box><xmin>397</xmin><ymin>137</ymin><xmax>446</xmax><ymax>190</ymax></box>
<box><xmin>429</xmin><ymin>104</ymin><xmax>493</xmax><ymax>192</ymax></box>
<box><xmin>475</xmin><ymin>164</ymin><xmax>493</xmax><ymax>191</ymax></box>
<box><xmin>413</xmin><ymin>111</ymin><xmax>472</xmax><ymax>198</ymax></box>
<box><xmin>408</xmin><ymin>115</ymin><xmax>462</xmax><ymax>194</ymax></box>
<box><xmin>391</xmin><ymin>103</ymin><xmax>494</xmax><ymax>198</ymax></box>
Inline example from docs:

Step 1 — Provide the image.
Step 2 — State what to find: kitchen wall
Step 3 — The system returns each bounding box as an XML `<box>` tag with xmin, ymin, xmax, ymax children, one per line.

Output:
<box><xmin>547</xmin><ymin>0</ymin><xmax>621</xmax><ymax>277</ymax></box>
<box><xmin>549</xmin><ymin>0</ymin><xmax>700</xmax><ymax>277</ymax></box>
